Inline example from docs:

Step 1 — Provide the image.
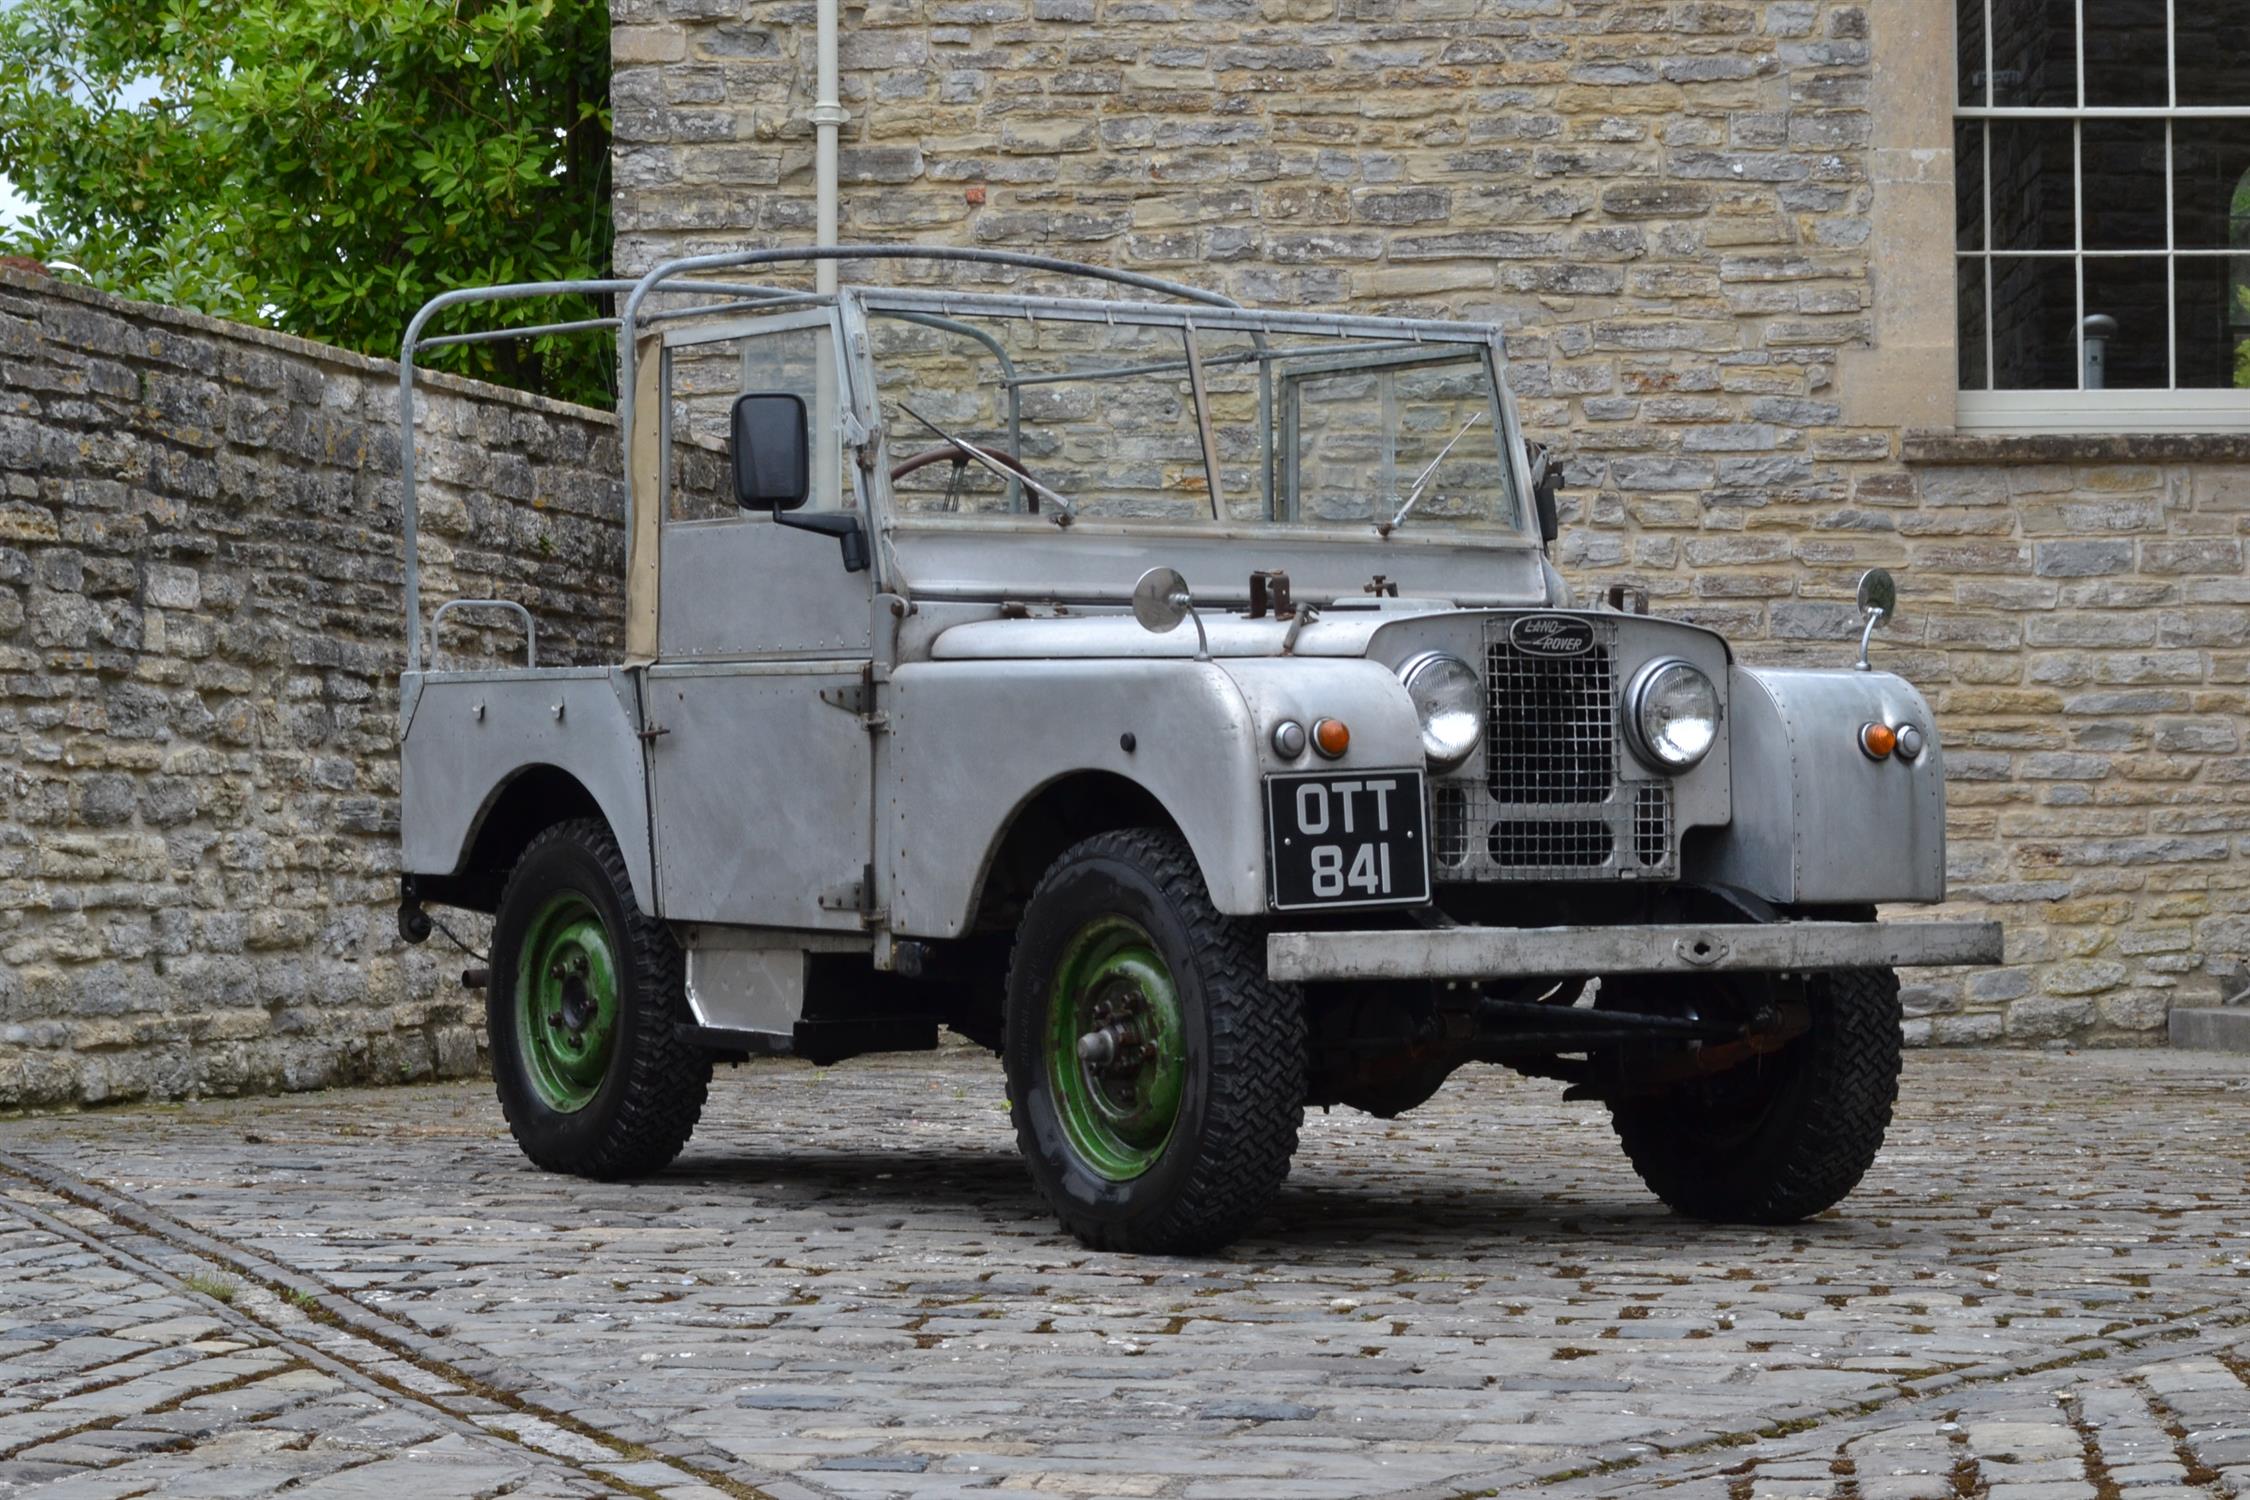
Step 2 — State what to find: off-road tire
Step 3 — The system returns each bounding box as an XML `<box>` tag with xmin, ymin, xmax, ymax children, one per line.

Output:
<box><xmin>1606</xmin><ymin>967</ymin><xmax>1903</xmax><ymax>1224</ymax></box>
<box><xmin>1004</xmin><ymin>829</ymin><xmax>1307</xmax><ymax>1254</ymax></box>
<box><xmin>489</xmin><ymin>818</ymin><xmax>712</xmax><ymax>1178</ymax></box>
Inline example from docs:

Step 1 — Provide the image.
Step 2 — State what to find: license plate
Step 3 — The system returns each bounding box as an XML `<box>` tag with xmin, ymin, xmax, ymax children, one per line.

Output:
<box><xmin>1265</xmin><ymin>770</ymin><xmax>1431</xmax><ymax>912</ymax></box>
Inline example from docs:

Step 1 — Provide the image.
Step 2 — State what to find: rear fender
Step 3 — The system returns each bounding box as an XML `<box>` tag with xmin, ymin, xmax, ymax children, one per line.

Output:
<box><xmin>400</xmin><ymin>668</ymin><xmax>658</xmax><ymax>914</ymax></box>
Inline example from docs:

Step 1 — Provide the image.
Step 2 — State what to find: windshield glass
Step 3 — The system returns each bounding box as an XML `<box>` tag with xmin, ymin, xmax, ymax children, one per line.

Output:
<box><xmin>863</xmin><ymin>306</ymin><xmax>1525</xmax><ymax>536</ymax></box>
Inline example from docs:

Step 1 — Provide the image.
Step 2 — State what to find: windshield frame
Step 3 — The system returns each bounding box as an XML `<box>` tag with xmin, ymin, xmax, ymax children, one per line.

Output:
<box><xmin>850</xmin><ymin>289</ymin><xmax>1534</xmax><ymax>546</ymax></box>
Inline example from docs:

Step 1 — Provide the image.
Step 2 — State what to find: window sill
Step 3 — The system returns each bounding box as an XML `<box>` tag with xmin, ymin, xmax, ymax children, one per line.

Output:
<box><xmin>1902</xmin><ymin>429</ymin><xmax>2250</xmax><ymax>465</ymax></box>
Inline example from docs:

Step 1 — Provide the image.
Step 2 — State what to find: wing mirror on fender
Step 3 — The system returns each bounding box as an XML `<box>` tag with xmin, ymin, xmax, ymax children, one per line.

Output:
<box><xmin>1131</xmin><ymin>566</ymin><xmax>1209</xmax><ymax>661</ymax></box>
<box><xmin>1853</xmin><ymin>567</ymin><xmax>1897</xmax><ymax>671</ymax></box>
<box><xmin>729</xmin><ymin>392</ymin><xmax>868</xmax><ymax>573</ymax></box>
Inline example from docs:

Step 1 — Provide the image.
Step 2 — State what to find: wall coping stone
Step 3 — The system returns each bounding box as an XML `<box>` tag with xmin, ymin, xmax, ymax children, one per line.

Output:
<box><xmin>0</xmin><ymin>263</ymin><xmax>618</xmax><ymax>429</ymax></box>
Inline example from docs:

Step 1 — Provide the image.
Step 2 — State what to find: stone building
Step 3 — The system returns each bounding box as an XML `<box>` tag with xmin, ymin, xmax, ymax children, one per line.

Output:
<box><xmin>609</xmin><ymin>0</ymin><xmax>2250</xmax><ymax>1044</ymax></box>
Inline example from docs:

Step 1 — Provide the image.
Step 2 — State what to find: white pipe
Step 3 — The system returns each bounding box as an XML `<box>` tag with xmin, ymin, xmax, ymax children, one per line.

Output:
<box><xmin>812</xmin><ymin>0</ymin><xmax>842</xmax><ymax>292</ymax></box>
<box><xmin>810</xmin><ymin>0</ymin><xmax>844</xmax><ymax>505</ymax></box>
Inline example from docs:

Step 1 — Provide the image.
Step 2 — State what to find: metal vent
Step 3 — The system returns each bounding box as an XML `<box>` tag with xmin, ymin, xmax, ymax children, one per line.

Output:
<box><xmin>1632</xmin><ymin>784</ymin><xmax>1671</xmax><ymax>868</ymax></box>
<box><xmin>1491</xmin><ymin>819</ymin><xmax>1612</xmax><ymax>868</ymax></box>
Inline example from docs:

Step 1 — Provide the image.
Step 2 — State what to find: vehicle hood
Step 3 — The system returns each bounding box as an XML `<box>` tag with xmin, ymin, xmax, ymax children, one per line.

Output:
<box><xmin>926</xmin><ymin>603</ymin><xmax>1456</xmax><ymax>660</ymax></box>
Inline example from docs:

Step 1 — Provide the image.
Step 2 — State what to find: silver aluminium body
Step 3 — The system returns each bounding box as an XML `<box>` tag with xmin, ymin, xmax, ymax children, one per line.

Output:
<box><xmin>395</xmin><ymin>246</ymin><xmax>1999</xmax><ymax>1048</ymax></box>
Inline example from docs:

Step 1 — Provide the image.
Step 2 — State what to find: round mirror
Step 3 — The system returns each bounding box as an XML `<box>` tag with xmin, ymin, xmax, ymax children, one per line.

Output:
<box><xmin>1856</xmin><ymin>567</ymin><xmax>1897</xmax><ymax>623</ymax></box>
<box><xmin>1132</xmin><ymin>566</ymin><xmax>1192</xmax><ymax>633</ymax></box>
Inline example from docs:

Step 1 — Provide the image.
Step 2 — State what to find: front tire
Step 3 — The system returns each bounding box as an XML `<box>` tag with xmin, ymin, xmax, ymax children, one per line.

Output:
<box><xmin>1602</xmin><ymin>967</ymin><xmax>1903</xmax><ymax>1224</ymax></box>
<box><xmin>488</xmin><ymin>818</ymin><xmax>712</xmax><ymax>1179</ymax></box>
<box><xmin>1004</xmin><ymin>829</ymin><xmax>1307</xmax><ymax>1254</ymax></box>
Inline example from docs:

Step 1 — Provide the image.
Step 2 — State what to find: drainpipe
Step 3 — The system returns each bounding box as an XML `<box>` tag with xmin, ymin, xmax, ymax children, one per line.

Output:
<box><xmin>810</xmin><ymin>0</ymin><xmax>846</xmax><ymax>508</ymax></box>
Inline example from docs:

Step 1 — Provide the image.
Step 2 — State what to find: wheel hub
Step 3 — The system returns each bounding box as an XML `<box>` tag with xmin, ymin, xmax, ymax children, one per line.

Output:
<box><xmin>549</xmin><ymin>956</ymin><xmax>599</xmax><ymax>1046</ymax></box>
<box><xmin>1046</xmin><ymin>917</ymin><xmax>1186</xmax><ymax>1182</ymax></box>
<box><xmin>514</xmin><ymin>892</ymin><xmax>620</xmax><ymax>1113</ymax></box>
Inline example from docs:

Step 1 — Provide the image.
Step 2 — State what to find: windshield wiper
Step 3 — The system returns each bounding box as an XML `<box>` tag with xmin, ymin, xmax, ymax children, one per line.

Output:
<box><xmin>1384</xmin><ymin>410</ymin><xmax>1489</xmax><ymax>533</ymax></box>
<box><xmin>893</xmin><ymin>401</ymin><xmax>1077</xmax><ymax>525</ymax></box>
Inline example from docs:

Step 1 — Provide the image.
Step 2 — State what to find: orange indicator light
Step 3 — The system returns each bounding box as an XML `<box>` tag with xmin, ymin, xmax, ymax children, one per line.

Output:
<box><xmin>1860</xmin><ymin>722</ymin><xmax>1897</xmax><ymax>760</ymax></box>
<box><xmin>1312</xmin><ymin>718</ymin><xmax>1351</xmax><ymax>758</ymax></box>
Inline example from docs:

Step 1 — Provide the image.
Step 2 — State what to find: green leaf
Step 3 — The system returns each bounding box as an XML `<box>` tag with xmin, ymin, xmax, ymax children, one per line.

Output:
<box><xmin>0</xmin><ymin>0</ymin><xmax>614</xmax><ymax>405</ymax></box>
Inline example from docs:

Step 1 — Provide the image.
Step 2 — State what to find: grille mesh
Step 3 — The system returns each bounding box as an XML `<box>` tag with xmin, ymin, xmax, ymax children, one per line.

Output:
<box><xmin>1632</xmin><ymin>784</ymin><xmax>1671</xmax><ymax>868</ymax></box>
<box><xmin>1485</xmin><ymin>642</ymin><xmax>1614</xmax><ymax>804</ymax></box>
<box><xmin>1427</xmin><ymin>616</ymin><xmax>1680</xmax><ymax>883</ymax></box>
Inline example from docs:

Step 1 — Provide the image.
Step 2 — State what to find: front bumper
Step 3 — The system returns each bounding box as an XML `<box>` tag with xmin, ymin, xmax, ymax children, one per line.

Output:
<box><xmin>1267</xmin><ymin>920</ymin><xmax>2004</xmax><ymax>984</ymax></box>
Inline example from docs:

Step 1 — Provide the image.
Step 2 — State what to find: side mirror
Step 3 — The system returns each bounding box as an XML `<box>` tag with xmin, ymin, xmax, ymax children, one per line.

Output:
<box><xmin>1527</xmin><ymin>442</ymin><xmax>1561</xmax><ymax>547</ymax></box>
<box><xmin>1853</xmin><ymin>567</ymin><xmax>1896</xmax><ymax>671</ymax></box>
<box><xmin>730</xmin><ymin>392</ymin><xmax>810</xmax><ymax>511</ymax></box>
<box><xmin>731</xmin><ymin>391</ymin><xmax>868</xmax><ymax>573</ymax></box>
<box><xmin>1131</xmin><ymin>566</ymin><xmax>1208</xmax><ymax>660</ymax></box>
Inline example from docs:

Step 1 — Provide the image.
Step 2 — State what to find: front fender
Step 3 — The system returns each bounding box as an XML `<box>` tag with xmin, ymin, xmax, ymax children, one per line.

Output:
<box><xmin>883</xmin><ymin>656</ymin><xmax>1424</xmax><ymax>935</ymax></box>
<box><xmin>1688</xmin><ymin>665</ymin><xmax>1947</xmax><ymax>905</ymax></box>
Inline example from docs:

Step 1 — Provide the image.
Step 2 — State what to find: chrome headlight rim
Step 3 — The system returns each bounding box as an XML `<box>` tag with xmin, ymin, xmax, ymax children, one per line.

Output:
<box><xmin>1625</xmin><ymin>657</ymin><xmax>1720</xmax><ymax>773</ymax></box>
<box><xmin>1398</xmin><ymin>650</ymin><xmax>1485</xmax><ymax>772</ymax></box>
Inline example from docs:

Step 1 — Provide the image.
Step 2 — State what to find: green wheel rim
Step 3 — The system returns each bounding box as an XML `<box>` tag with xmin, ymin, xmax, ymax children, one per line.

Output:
<box><xmin>513</xmin><ymin>891</ymin><xmax>622</xmax><ymax>1114</ymax></box>
<box><xmin>1044</xmin><ymin>915</ymin><xmax>1187</xmax><ymax>1182</ymax></box>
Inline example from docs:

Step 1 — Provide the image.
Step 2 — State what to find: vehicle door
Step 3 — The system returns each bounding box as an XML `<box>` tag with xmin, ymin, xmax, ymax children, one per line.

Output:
<box><xmin>644</xmin><ymin>306</ymin><xmax>877</xmax><ymax>931</ymax></box>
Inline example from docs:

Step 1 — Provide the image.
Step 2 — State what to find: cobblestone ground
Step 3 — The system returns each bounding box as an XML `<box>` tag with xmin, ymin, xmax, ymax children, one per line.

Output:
<box><xmin>1</xmin><ymin>1048</ymin><xmax>2245</xmax><ymax>1500</ymax></box>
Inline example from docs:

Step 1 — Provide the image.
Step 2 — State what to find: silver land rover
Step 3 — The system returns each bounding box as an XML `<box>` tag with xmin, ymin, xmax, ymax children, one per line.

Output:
<box><xmin>395</xmin><ymin>246</ymin><xmax>2001</xmax><ymax>1254</ymax></box>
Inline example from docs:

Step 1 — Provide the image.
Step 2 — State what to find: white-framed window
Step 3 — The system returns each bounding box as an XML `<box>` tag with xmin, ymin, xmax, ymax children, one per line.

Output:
<box><xmin>1954</xmin><ymin>0</ymin><xmax>2250</xmax><ymax>431</ymax></box>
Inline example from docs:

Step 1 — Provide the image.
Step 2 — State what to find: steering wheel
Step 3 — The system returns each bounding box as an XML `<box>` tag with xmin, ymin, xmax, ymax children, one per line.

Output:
<box><xmin>888</xmin><ymin>442</ymin><xmax>1040</xmax><ymax>513</ymax></box>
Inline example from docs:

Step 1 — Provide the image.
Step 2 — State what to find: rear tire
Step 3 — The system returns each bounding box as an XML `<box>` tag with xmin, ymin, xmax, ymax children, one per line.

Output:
<box><xmin>488</xmin><ymin>818</ymin><xmax>712</xmax><ymax>1179</ymax></box>
<box><xmin>1004</xmin><ymin>829</ymin><xmax>1306</xmax><ymax>1254</ymax></box>
<box><xmin>1603</xmin><ymin>967</ymin><xmax>1903</xmax><ymax>1224</ymax></box>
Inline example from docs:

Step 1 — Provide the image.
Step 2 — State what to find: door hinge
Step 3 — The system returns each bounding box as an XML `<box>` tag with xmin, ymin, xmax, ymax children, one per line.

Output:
<box><xmin>818</xmin><ymin>864</ymin><xmax>884</xmax><ymax>922</ymax></box>
<box><xmin>818</xmin><ymin>680</ymin><xmax>889</xmax><ymax>732</ymax></box>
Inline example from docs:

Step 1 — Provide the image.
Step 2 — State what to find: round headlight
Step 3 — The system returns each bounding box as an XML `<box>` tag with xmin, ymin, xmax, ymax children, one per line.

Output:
<box><xmin>1399</xmin><ymin>652</ymin><xmax>1484</xmax><ymax>772</ymax></box>
<box><xmin>1627</xmin><ymin>659</ymin><xmax>1719</xmax><ymax>771</ymax></box>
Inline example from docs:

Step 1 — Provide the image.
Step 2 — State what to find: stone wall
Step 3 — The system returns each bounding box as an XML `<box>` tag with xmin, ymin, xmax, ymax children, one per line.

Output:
<box><xmin>0</xmin><ymin>267</ymin><xmax>631</xmax><ymax>1108</ymax></box>
<box><xmin>611</xmin><ymin>2</ymin><xmax>2250</xmax><ymax>1044</ymax></box>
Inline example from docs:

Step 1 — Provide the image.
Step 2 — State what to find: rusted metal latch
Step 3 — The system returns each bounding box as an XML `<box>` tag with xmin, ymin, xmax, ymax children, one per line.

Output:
<box><xmin>1248</xmin><ymin>569</ymin><xmax>1294</xmax><ymax>619</ymax></box>
<box><xmin>637</xmin><ymin>722</ymin><xmax>670</xmax><ymax>743</ymax></box>
<box><xmin>1606</xmin><ymin>583</ymin><xmax>1650</xmax><ymax>615</ymax></box>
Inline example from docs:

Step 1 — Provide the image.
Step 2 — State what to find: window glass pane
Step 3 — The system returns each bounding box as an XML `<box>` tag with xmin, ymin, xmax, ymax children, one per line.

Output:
<box><xmin>2083</xmin><ymin>0</ymin><xmax>2168</xmax><ymax>107</ymax></box>
<box><xmin>1990</xmin><ymin>120</ymin><xmax>2076</xmax><ymax>252</ymax></box>
<box><xmin>1957</xmin><ymin>0</ymin><xmax>1986</xmax><ymax>107</ymax></box>
<box><xmin>2082</xmin><ymin>120</ymin><xmax>2167</xmax><ymax>250</ymax></box>
<box><xmin>1989</xmin><ymin>0</ymin><xmax>2075</xmax><ymax>106</ymax></box>
<box><xmin>2174</xmin><ymin>255</ymin><xmax>2250</xmax><ymax>388</ymax></box>
<box><xmin>1958</xmin><ymin>256</ymin><xmax>1990</xmax><ymax>390</ymax></box>
<box><xmin>2081</xmin><ymin>257</ymin><xmax>2170</xmax><ymax>388</ymax></box>
<box><xmin>671</xmin><ymin>321</ymin><xmax>853</xmax><ymax>523</ymax></box>
<box><xmin>871</xmin><ymin>315</ymin><xmax>1215</xmax><ymax>523</ymax></box>
<box><xmin>2173</xmin><ymin>11</ymin><xmax>2249</xmax><ymax>106</ymax></box>
<box><xmin>1990</xmin><ymin>255</ymin><xmax>2080</xmax><ymax>388</ymax></box>
<box><xmin>2172</xmin><ymin>121</ymin><xmax>2250</xmax><ymax>250</ymax></box>
<box><xmin>1957</xmin><ymin>121</ymin><xmax>1986</xmax><ymax>251</ymax></box>
<box><xmin>1289</xmin><ymin>354</ymin><xmax>1513</xmax><ymax>530</ymax></box>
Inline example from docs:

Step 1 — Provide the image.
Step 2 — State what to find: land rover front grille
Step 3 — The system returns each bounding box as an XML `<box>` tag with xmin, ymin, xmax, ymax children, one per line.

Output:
<box><xmin>1485</xmin><ymin>632</ymin><xmax>1615</xmax><ymax>803</ymax></box>
<box><xmin>1428</xmin><ymin>616</ymin><xmax>1679</xmax><ymax>882</ymax></box>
